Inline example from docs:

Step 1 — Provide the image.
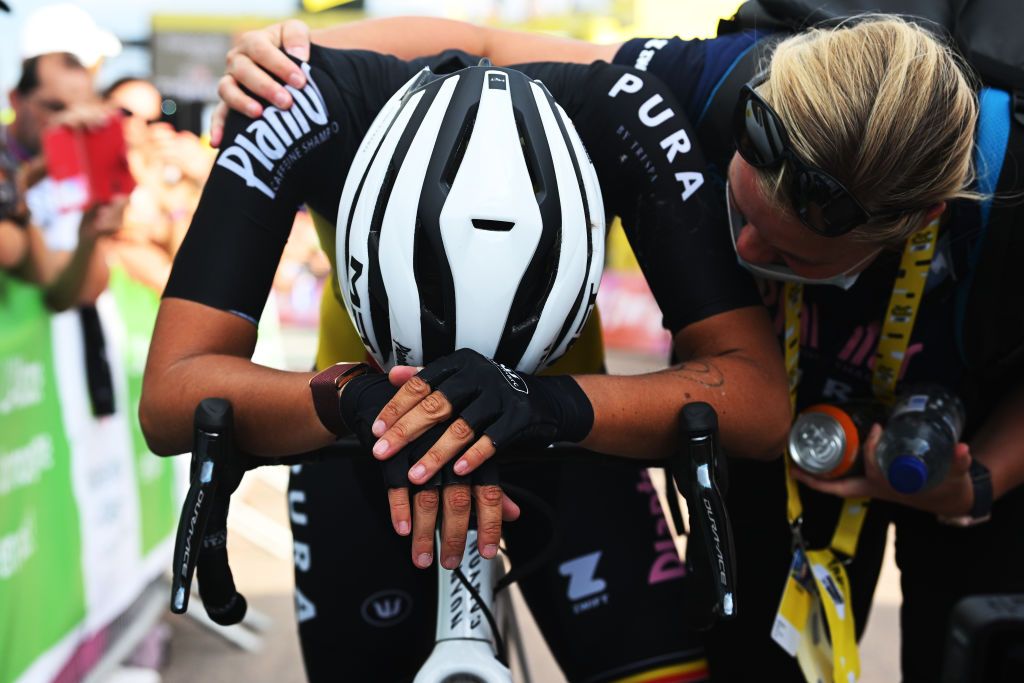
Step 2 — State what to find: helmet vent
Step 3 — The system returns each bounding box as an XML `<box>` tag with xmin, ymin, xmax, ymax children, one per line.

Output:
<box><xmin>414</xmin><ymin>217</ymin><xmax>445</xmax><ymax>325</ymax></box>
<box><xmin>370</xmin><ymin>163</ymin><xmax>399</xmax><ymax>238</ymax></box>
<box><xmin>441</xmin><ymin>104</ymin><xmax>479</xmax><ymax>190</ymax></box>
<box><xmin>471</xmin><ymin>218</ymin><xmax>515</xmax><ymax>232</ymax></box>
<box><xmin>513</xmin><ymin>110</ymin><xmax>543</xmax><ymax>196</ymax></box>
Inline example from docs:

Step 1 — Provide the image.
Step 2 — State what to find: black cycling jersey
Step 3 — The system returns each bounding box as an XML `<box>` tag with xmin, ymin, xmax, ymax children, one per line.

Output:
<box><xmin>165</xmin><ymin>45</ymin><xmax>759</xmax><ymax>335</ymax></box>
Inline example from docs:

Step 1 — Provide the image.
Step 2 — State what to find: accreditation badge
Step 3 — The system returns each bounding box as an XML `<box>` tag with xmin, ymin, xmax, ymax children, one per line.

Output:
<box><xmin>772</xmin><ymin>547</ymin><xmax>860</xmax><ymax>682</ymax></box>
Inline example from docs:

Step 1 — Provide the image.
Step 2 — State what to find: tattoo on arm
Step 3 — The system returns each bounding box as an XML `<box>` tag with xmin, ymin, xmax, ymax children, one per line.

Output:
<box><xmin>675</xmin><ymin>360</ymin><xmax>725</xmax><ymax>388</ymax></box>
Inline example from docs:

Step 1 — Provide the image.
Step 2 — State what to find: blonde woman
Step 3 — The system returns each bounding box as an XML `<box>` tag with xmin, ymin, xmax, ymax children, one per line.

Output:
<box><xmin>214</xmin><ymin>14</ymin><xmax>1024</xmax><ymax>682</ymax></box>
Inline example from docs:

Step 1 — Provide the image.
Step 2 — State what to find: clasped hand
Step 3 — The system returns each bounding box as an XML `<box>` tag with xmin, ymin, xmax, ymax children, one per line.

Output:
<box><xmin>342</xmin><ymin>349</ymin><xmax>591</xmax><ymax>571</ymax></box>
<box><xmin>341</xmin><ymin>359</ymin><xmax>522</xmax><ymax>572</ymax></box>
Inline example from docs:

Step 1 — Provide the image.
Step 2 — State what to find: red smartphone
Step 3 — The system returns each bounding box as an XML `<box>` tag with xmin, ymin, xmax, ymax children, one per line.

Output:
<box><xmin>42</xmin><ymin>114</ymin><xmax>135</xmax><ymax>212</ymax></box>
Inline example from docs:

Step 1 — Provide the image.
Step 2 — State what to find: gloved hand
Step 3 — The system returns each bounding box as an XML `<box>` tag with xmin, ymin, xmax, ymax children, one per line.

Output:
<box><xmin>340</xmin><ymin>373</ymin><xmax>499</xmax><ymax>489</ymax></box>
<box><xmin>340</xmin><ymin>370</ymin><xmax>519</xmax><ymax>570</ymax></box>
<box><xmin>368</xmin><ymin>348</ymin><xmax>594</xmax><ymax>482</ymax></box>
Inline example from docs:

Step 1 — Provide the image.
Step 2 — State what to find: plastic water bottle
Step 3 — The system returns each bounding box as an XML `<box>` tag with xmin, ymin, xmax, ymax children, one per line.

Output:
<box><xmin>788</xmin><ymin>400</ymin><xmax>885</xmax><ymax>479</ymax></box>
<box><xmin>876</xmin><ymin>384</ymin><xmax>966</xmax><ymax>494</ymax></box>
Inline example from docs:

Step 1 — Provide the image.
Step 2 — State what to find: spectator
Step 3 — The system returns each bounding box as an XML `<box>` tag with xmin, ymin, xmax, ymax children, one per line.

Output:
<box><xmin>8</xmin><ymin>51</ymin><xmax>126</xmax><ymax>416</ymax></box>
<box><xmin>1</xmin><ymin>129</ymin><xmax>124</xmax><ymax>311</ymax></box>
<box><xmin>104</xmin><ymin>77</ymin><xmax>212</xmax><ymax>260</ymax></box>
<box><xmin>7</xmin><ymin>52</ymin><xmax>116</xmax><ymax>308</ymax></box>
<box><xmin>20</xmin><ymin>2</ymin><xmax>122</xmax><ymax>76</ymax></box>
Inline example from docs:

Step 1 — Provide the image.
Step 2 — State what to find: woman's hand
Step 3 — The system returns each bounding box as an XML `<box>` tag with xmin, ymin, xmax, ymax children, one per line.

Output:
<box><xmin>149</xmin><ymin>125</ymin><xmax>214</xmax><ymax>184</ymax></box>
<box><xmin>371</xmin><ymin>349</ymin><xmax>593</xmax><ymax>481</ymax></box>
<box><xmin>211</xmin><ymin>19</ymin><xmax>313</xmax><ymax>147</ymax></box>
<box><xmin>341</xmin><ymin>366</ymin><xmax>522</xmax><ymax>571</ymax></box>
<box><xmin>50</xmin><ymin>103</ymin><xmax>116</xmax><ymax>132</ymax></box>
<box><xmin>80</xmin><ymin>196</ymin><xmax>128</xmax><ymax>242</ymax></box>
<box><xmin>792</xmin><ymin>423</ymin><xmax>975</xmax><ymax>517</ymax></box>
<box><xmin>367</xmin><ymin>350</ymin><xmax>593</xmax><ymax>567</ymax></box>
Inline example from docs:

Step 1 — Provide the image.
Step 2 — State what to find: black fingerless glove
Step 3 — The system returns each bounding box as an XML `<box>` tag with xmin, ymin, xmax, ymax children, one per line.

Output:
<box><xmin>417</xmin><ymin>349</ymin><xmax>595</xmax><ymax>451</ymax></box>
<box><xmin>339</xmin><ymin>373</ymin><xmax>499</xmax><ymax>490</ymax></box>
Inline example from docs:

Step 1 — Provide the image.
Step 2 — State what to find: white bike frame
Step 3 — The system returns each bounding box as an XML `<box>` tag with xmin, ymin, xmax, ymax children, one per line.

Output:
<box><xmin>415</xmin><ymin>530</ymin><xmax>514</xmax><ymax>683</ymax></box>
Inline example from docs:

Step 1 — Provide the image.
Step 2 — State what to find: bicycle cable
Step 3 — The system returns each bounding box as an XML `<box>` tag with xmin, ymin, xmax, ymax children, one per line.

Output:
<box><xmin>452</xmin><ymin>564</ymin><xmax>508</xmax><ymax>666</ymax></box>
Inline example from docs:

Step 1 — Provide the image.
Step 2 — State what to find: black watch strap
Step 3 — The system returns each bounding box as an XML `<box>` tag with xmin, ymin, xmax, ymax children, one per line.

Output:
<box><xmin>968</xmin><ymin>460</ymin><xmax>993</xmax><ymax>521</ymax></box>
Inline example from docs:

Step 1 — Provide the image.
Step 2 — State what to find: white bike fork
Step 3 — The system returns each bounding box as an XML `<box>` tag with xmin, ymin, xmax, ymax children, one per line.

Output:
<box><xmin>414</xmin><ymin>530</ymin><xmax>513</xmax><ymax>683</ymax></box>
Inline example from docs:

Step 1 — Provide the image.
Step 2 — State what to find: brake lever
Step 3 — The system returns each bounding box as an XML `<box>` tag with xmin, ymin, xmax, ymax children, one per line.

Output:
<box><xmin>670</xmin><ymin>402</ymin><xmax>738</xmax><ymax>629</ymax></box>
<box><xmin>169</xmin><ymin>398</ymin><xmax>247</xmax><ymax>624</ymax></box>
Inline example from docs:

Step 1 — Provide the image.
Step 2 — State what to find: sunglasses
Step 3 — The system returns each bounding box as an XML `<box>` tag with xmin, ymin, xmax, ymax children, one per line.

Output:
<box><xmin>117</xmin><ymin>107</ymin><xmax>162</xmax><ymax>125</ymax></box>
<box><xmin>37</xmin><ymin>99</ymin><xmax>67</xmax><ymax>113</ymax></box>
<box><xmin>733</xmin><ymin>75</ymin><xmax>871</xmax><ymax>237</ymax></box>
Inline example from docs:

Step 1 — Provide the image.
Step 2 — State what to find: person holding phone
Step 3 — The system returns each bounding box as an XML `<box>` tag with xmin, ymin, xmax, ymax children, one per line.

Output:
<box><xmin>6</xmin><ymin>52</ymin><xmax>120</xmax><ymax>306</ymax></box>
<box><xmin>101</xmin><ymin>77</ymin><xmax>213</xmax><ymax>288</ymax></box>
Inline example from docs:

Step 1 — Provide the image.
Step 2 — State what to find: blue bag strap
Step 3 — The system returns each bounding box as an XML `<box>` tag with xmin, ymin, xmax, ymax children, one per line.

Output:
<box><xmin>955</xmin><ymin>87</ymin><xmax>1012</xmax><ymax>363</ymax></box>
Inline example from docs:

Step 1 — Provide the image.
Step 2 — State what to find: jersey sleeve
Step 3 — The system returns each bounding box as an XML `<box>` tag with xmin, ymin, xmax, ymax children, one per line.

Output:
<box><xmin>517</xmin><ymin>61</ymin><xmax>761</xmax><ymax>334</ymax></box>
<box><xmin>163</xmin><ymin>46</ymin><xmax>420</xmax><ymax>323</ymax></box>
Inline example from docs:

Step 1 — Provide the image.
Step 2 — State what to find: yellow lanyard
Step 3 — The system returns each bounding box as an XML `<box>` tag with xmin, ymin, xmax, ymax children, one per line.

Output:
<box><xmin>774</xmin><ymin>219</ymin><xmax>940</xmax><ymax>683</ymax></box>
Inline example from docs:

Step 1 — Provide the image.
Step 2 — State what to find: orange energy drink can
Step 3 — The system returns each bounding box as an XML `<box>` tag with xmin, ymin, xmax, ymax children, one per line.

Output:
<box><xmin>788</xmin><ymin>403</ymin><xmax>880</xmax><ymax>479</ymax></box>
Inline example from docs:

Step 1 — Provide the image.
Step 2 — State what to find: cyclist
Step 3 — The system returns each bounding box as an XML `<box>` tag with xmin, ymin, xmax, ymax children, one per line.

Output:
<box><xmin>219</xmin><ymin>12</ymin><xmax>1024</xmax><ymax>683</ymax></box>
<box><xmin>141</xmin><ymin>47</ymin><xmax>790</xmax><ymax>681</ymax></box>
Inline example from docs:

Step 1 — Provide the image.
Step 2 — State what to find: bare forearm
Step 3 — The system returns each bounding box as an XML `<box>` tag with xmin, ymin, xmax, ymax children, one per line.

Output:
<box><xmin>20</xmin><ymin>225</ymin><xmax>55</xmax><ymax>284</ymax></box>
<box><xmin>576</xmin><ymin>354</ymin><xmax>791</xmax><ymax>460</ymax></box>
<box><xmin>44</xmin><ymin>239</ymin><xmax>107</xmax><ymax>311</ymax></box>
<box><xmin>140</xmin><ymin>354</ymin><xmax>333</xmax><ymax>457</ymax></box>
<box><xmin>313</xmin><ymin>17</ymin><xmax>487</xmax><ymax>59</ymax></box>
<box><xmin>312</xmin><ymin>16</ymin><xmax>617</xmax><ymax>64</ymax></box>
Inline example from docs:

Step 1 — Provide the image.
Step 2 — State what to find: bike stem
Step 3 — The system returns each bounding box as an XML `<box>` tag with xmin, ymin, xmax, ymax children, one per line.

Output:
<box><xmin>433</xmin><ymin>530</ymin><xmax>497</xmax><ymax>646</ymax></box>
<box><xmin>414</xmin><ymin>530</ymin><xmax>513</xmax><ymax>683</ymax></box>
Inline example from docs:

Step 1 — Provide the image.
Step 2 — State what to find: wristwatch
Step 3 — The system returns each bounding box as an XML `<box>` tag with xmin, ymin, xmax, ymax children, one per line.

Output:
<box><xmin>309</xmin><ymin>362</ymin><xmax>371</xmax><ymax>436</ymax></box>
<box><xmin>938</xmin><ymin>460</ymin><xmax>993</xmax><ymax>527</ymax></box>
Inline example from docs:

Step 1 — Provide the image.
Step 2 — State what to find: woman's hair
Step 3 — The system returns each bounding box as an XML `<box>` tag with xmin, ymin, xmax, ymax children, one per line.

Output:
<box><xmin>755</xmin><ymin>15</ymin><xmax>980</xmax><ymax>243</ymax></box>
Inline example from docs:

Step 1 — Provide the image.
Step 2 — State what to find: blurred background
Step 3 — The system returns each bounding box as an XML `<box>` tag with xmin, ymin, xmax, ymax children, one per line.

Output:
<box><xmin>0</xmin><ymin>2</ymin><xmax>900</xmax><ymax>682</ymax></box>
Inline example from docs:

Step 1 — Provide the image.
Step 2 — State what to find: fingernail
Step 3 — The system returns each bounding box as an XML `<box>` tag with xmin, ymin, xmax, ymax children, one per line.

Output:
<box><xmin>372</xmin><ymin>420</ymin><xmax>386</xmax><ymax>437</ymax></box>
<box><xmin>372</xmin><ymin>439</ymin><xmax>389</xmax><ymax>457</ymax></box>
<box><xmin>483</xmin><ymin>544</ymin><xmax>498</xmax><ymax>559</ymax></box>
<box><xmin>396</xmin><ymin>521</ymin><xmax>410</xmax><ymax>535</ymax></box>
<box><xmin>443</xmin><ymin>556</ymin><xmax>460</xmax><ymax>569</ymax></box>
<box><xmin>409</xmin><ymin>464</ymin><xmax>426</xmax><ymax>481</ymax></box>
<box><xmin>247</xmin><ymin>102</ymin><xmax>261</xmax><ymax>117</ymax></box>
<box><xmin>454</xmin><ymin>460</ymin><xmax>468</xmax><ymax>475</ymax></box>
<box><xmin>273</xmin><ymin>91</ymin><xmax>290</xmax><ymax>109</ymax></box>
<box><xmin>417</xmin><ymin>553</ymin><xmax>432</xmax><ymax>568</ymax></box>
<box><xmin>288</xmin><ymin>71</ymin><xmax>306</xmax><ymax>88</ymax></box>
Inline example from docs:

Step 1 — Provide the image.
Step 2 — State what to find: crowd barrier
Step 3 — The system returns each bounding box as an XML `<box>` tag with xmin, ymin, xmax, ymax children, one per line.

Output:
<box><xmin>1</xmin><ymin>268</ymin><xmax>182</xmax><ymax>683</ymax></box>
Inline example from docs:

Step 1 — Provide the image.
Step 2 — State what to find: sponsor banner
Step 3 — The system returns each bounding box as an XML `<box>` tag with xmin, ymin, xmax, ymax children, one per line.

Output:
<box><xmin>0</xmin><ymin>272</ymin><xmax>181</xmax><ymax>683</ymax></box>
<box><xmin>0</xmin><ymin>276</ymin><xmax>86</xmax><ymax>683</ymax></box>
<box><xmin>107</xmin><ymin>268</ymin><xmax>178</xmax><ymax>555</ymax></box>
<box><xmin>54</xmin><ymin>295</ymin><xmax>144</xmax><ymax>632</ymax></box>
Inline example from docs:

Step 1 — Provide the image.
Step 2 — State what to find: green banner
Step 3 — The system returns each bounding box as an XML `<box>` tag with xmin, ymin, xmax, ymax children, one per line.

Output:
<box><xmin>107</xmin><ymin>267</ymin><xmax>177</xmax><ymax>556</ymax></box>
<box><xmin>0</xmin><ymin>275</ymin><xmax>85</xmax><ymax>683</ymax></box>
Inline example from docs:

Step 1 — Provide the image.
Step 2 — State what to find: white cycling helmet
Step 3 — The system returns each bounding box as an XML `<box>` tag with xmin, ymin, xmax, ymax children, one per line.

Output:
<box><xmin>337</xmin><ymin>61</ymin><xmax>605</xmax><ymax>373</ymax></box>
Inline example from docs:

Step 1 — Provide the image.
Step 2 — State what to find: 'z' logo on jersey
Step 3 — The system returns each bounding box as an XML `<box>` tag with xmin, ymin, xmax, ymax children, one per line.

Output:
<box><xmin>217</xmin><ymin>62</ymin><xmax>337</xmax><ymax>199</ymax></box>
<box><xmin>559</xmin><ymin>551</ymin><xmax>610</xmax><ymax>614</ymax></box>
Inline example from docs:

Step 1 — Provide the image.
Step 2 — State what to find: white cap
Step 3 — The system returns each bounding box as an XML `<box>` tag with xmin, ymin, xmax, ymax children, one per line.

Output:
<box><xmin>21</xmin><ymin>3</ymin><xmax>122</xmax><ymax>68</ymax></box>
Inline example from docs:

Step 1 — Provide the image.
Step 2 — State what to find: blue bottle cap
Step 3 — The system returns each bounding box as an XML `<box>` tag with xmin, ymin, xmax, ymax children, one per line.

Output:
<box><xmin>887</xmin><ymin>455</ymin><xmax>928</xmax><ymax>494</ymax></box>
